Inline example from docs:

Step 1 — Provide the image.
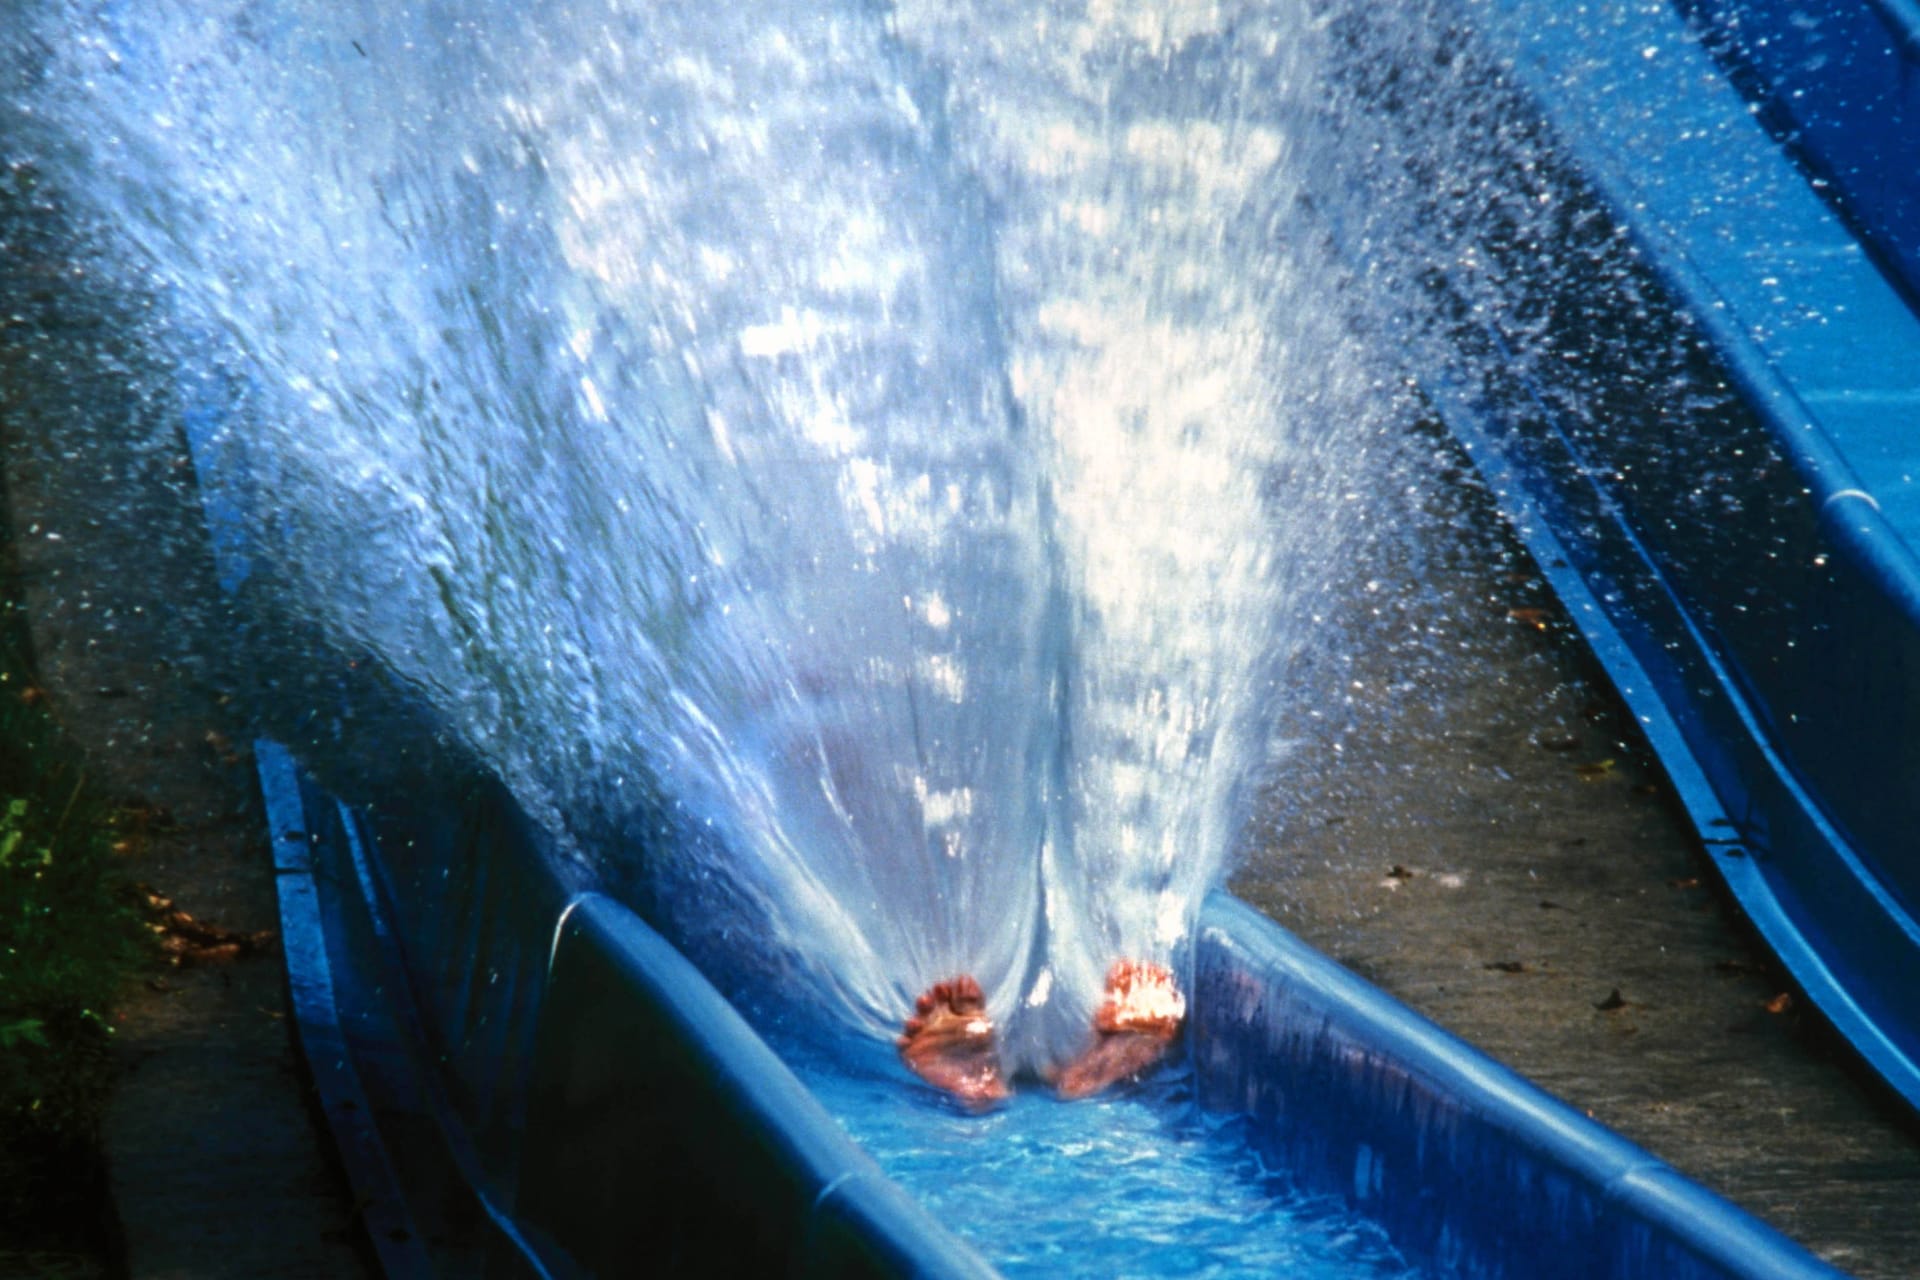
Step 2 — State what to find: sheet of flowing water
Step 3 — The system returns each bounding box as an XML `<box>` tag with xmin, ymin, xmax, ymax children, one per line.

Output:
<box><xmin>777</xmin><ymin>1034</ymin><xmax>1424</xmax><ymax>1279</ymax></box>
<box><xmin>4</xmin><ymin>0</ymin><xmax>1402</xmax><ymax>1072</ymax></box>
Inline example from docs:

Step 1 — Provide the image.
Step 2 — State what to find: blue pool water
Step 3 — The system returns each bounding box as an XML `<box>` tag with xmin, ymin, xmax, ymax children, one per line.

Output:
<box><xmin>777</xmin><ymin>1032</ymin><xmax>1422</xmax><ymax>1279</ymax></box>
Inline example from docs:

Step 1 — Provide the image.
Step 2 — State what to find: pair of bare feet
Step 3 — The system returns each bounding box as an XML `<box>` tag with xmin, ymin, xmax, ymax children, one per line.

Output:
<box><xmin>896</xmin><ymin>961</ymin><xmax>1186</xmax><ymax>1105</ymax></box>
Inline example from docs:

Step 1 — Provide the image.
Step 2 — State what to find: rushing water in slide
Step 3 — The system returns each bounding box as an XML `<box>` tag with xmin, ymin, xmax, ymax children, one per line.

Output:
<box><xmin>778</xmin><ymin>1032</ymin><xmax>1422</xmax><ymax>1278</ymax></box>
<box><xmin>4</xmin><ymin>0</ymin><xmax>1415</xmax><ymax>1075</ymax></box>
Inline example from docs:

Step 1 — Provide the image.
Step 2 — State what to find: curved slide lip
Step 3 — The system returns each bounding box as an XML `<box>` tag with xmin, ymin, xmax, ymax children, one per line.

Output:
<box><xmin>1428</xmin><ymin>0</ymin><xmax>1920</xmax><ymax>1117</ymax></box>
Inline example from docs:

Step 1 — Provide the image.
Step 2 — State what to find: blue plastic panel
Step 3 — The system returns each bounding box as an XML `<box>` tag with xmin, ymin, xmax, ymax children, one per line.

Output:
<box><xmin>255</xmin><ymin>739</ymin><xmax>434</xmax><ymax>1280</ymax></box>
<box><xmin>1673</xmin><ymin>0</ymin><xmax>1920</xmax><ymax>309</ymax></box>
<box><xmin>1191</xmin><ymin>893</ymin><xmax>1848</xmax><ymax>1280</ymax></box>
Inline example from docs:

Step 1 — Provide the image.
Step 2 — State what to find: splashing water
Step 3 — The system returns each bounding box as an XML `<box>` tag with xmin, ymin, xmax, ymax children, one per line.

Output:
<box><xmin>5</xmin><ymin>0</ymin><xmax>1393</xmax><ymax>1073</ymax></box>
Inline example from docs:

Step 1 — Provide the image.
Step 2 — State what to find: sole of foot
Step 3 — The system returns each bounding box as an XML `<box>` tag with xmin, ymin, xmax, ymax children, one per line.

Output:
<box><xmin>898</xmin><ymin>974</ymin><xmax>1009</xmax><ymax>1106</ymax></box>
<box><xmin>1053</xmin><ymin>960</ymin><xmax>1186</xmax><ymax>1100</ymax></box>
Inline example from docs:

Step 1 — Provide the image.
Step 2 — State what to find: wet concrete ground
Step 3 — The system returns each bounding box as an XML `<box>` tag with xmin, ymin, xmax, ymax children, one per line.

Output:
<box><xmin>3</xmin><ymin>450</ymin><xmax>370</xmax><ymax>1280</ymax></box>
<box><xmin>1237</xmin><ymin>440</ymin><xmax>1920</xmax><ymax>1278</ymax></box>
<box><xmin>1</xmin><ymin>183</ymin><xmax>372</xmax><ymax>1278</ymax></box>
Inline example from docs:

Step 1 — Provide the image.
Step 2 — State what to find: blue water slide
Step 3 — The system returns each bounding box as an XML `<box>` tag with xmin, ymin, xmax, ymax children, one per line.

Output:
<box><xmin>162</xmin><ymin>0</ymin><xmax>1916</xmax><ymax>1272</ymax></box>
<box><xmin>252</xmin><ymin>739</ymin><xmax>1843</xmax><ymax>1278</ymax></box>
<box><xmin>1404</xmin><ymin>0</ymin><xmax>1920</xmax><ymax>1114</ymax></box>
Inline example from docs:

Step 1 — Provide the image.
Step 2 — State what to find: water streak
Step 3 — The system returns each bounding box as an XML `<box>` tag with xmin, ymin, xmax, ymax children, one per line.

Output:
<box><xmin>6</xmin><ymin>0</ymin><xmax>1390</xmax><ymax>1070</ymax></box>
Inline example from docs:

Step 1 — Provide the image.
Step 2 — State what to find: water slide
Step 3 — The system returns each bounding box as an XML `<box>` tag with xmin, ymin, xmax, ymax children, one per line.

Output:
<box><xmin>1408</xmin><ymin>0</ymin><xmax>1920</xmax><ymax>1117</ymax></box>
<box><xmin>9</xmin><ymin>0</ymin><xmax>1915</xmax><ymax>1274</ymax></box>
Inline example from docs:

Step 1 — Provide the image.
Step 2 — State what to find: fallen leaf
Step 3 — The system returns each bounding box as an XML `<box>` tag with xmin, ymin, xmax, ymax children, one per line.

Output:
<box><xmin>1763</xmin><ymin>992</ymin><xmax>1793</xmax><ymax>1015</ymax></box>
<box><xmin>1574</xmin><ymin>759</ymin><xmax>1617</xmax><ymax>781</ymax></box>
<box><xmin>141</xmin><ymin>889</ymin><xmax>276</xmax><ymax>964</ymax></box>
<box><xmin>1506</xmin><ymin>607</ymin><xmax>1551</xmax><ymax>630</ymax></box>
<box><xmin>1667</xmin><ymin>877</ymin><xmax>1701</xmax><ymax>890</ymax></box>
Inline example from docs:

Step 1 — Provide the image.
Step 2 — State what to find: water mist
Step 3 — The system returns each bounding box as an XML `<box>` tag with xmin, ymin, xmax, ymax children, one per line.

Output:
<box><xmin>7</xmin><ymin>0</ymin><xmax>1395</xmax><ymax>1075</ymax></box>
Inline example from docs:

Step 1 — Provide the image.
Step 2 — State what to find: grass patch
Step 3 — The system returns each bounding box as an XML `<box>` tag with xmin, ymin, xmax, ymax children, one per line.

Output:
<box><xmin>0</xmin><ymin>512</ymin><xmax>152</xmax><ymax>1263</ymax></box>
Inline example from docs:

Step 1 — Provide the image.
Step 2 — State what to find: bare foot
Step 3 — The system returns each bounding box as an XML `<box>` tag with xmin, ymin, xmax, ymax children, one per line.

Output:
<box><xmin>898</xmin><ymin>975</ymin><xmax>1009</xmax><ymax>1105</ymax></box>
<box><xmin>1053</xmin><ymin>960</ymin><xmax>1186</xmax><ymax>1099</ymax></box>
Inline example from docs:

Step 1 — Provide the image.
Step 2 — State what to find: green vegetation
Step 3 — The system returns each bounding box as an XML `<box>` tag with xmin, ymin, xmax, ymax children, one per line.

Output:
<box><xmin>0</xmin><ymin>520</ymin><xmax>151</xmax><ymax>1264</ymax></box>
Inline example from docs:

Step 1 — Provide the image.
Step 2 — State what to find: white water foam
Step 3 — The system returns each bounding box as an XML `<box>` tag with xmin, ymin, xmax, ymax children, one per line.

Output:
<box><xmin>8</xmin><ymin>0</ymin><xmax>1396</xmax><ymax>1072</ymax></box>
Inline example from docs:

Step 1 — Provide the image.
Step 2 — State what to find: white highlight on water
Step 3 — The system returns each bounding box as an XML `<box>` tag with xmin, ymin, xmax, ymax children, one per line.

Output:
<box><xmin>12</xmin><ymin>0</ymin><xmax>1387</xmax><ymax>1072</ymax></box>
